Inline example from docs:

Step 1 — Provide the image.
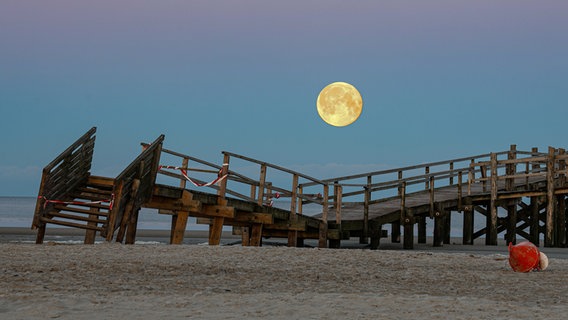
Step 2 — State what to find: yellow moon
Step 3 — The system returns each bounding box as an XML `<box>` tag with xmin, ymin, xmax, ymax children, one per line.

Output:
<box><xmin>316</xmin><ymin>82</ymin><xmax>363</xmax><ymax>127</ymax></box>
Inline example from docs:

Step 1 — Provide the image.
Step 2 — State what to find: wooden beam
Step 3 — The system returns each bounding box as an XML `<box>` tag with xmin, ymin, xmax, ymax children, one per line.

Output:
<box><xmin>201</xmin><ymin>204</ymin><xmax>235</xmax><ymax>219</ymax></box>
<box><xmin>463</xmin><ymin>199</ymin><xmax>474</xmax><ymax>245</ymax></box>
<box><xmin>208</xmin><ymin>217</ymin><xmax>224</xmax><ymax>245</ymax></box>
<box><xmin>170</xmin><ymin>211</ymin><xmax>189</xmax><ymax>244</ymax></box>
<box><xmin>250</xmin><ymin>224</ymin><xmax>263</xmax><ymax>246</ymax></box>
<box><xmin>487</xmin><ymin>153</ymin><xmax>498</xmax><ymax>246</ymax></box>
<box><xmin>545</xmin><ymin>147</ymin><xmax>556</xmax><ymax>247</ymax></box>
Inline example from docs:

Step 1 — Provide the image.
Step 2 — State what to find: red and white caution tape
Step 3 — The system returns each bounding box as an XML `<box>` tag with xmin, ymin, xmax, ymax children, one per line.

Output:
<box><xmin>159</xmin><ymin>164</ymin><xmax>229</xmax><ymax>187</ymax></box>
<box><xmin>39</xmin><ymin>194</ymin><xmax>114</xmax><ymax>210</ymax></box>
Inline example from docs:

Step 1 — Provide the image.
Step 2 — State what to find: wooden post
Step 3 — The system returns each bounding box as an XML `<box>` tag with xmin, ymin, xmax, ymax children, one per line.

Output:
<box><xmin>361</xmin><ymin>176</ymin><xmax>371</xmax><ymax>244</ymax></box>
<box><xmin>457</xmin><ymin>171</ymin><xmax>463</xmax><ymax>211</ymax></box>
<box><xmin>545</xmin><ymin>147</ymin><xmax>556</xmax><ymax>247</ymax></box>
<box><xmin>369</xmin><ymin>221</ymin><xmax>381</xmax><ymax>250</ymax></box>
<box><xmin>393</xmin><ymin>170</ymin><xmax>402</xmax><ymax>244</ymax></box>
<box><xmin>506</xmin><ymin>145</ymin><xmax>517</xmax><ymax>245</ymax></box>
<box><xmin>556</xmin><ymin>195</ymin><xmax>566</xmax><ymax>247</ymax></box>
<box><xmin>210</xmin><ymin>154</ymin><xmax>231</xmax><ymax>246</ymax></box>
<box><xmin>241</xmin><ymin>227</ymin><xmax>250</xmax><ymax>246</ymax></box>
<box><xmin>170</xmin><ymin>157</ymin><xmax>190</xmax><ymax>244</ymax></box>
<box><xmin>487</xmin><ymin>153</ymin><xmax>498</xmax><ymax>246</ymax></box>
<box><xmin>401</xmin><ymin>182</ymin><xmax>414</xmax><ymax>250</ymax></box>
<box><xmin>257</xmin><ymin>164</ymin><xmax>267</xmax><ymax>206</ymax></box>
<box><xmin>116</xmin><ymin>179</ymin><xmax>141</xmax><ymax>244</ymax></box>
<box><xmin>530</xmin><ymin>196</ymin><xmax>540</xmax><ymax>246</ymax></box>
<box><xmin>288</xmin><ymin>174</ymin><xmax>299</xmax><ymax>247</ymax></box>
<box><xmin>208</xmin><ymin>216</ymin><xmax>224</xmax><ymax>245</ymax></box>
<box><xmin>84</xmin><ymin>206</ymin><xmax>99</xmax><ymax>244</ymax></box>
<box><xmin>417</xmin><ymin>216</ymin><xmax>426</xmax><ymax>244</ymax></box>
<box><xmin>425</xmin><ymin>167</ymin><xmax>430</xmax><ymax>189</ymax></box>
<box><xmin>318</xmin><ymin>184</ymin><xmax>329</xmax><ymax>248</ymax></box>
<box><xmin>467</xmin><ymin>161</ymin><xmax>473</xmax><ymax>196</ymax></box>
<box><xmin>433</xmin><ymin>207</ymin><xmax>444</xmax><ymax>247</ymax></box>
<box><xmin>443</xmin><ymin>211</ymin><xmax>451</xmax><ymax>244</ymax></box>
<box><xmin>449</xmin><ymin>162</ymin><xmax>454</xmax><ymax>185</ymax></box>
<box><xmin>334</xmin><ymin>183</ymin><xmax>342</xmax><ymax>224</ymax></box>
<box><xmin>250</xmin><ymin>224</ymin><xmax>263</xmax><ymax>246</ymax></box>
<box><xmin>463</xmin><ymin>199</ymin><xmax>474</xmax><ymax>245</ymax></box>
<box><xmin>391</xmin><ymin>221</ymin><xmax>401</xmax><ymax>243</ymax></box>
<box><xmin>556</xmin><ymin>149</ymin><xmax>566</xmax><ymax>247</ymax></box>
<box><xmin>429</xmin><ymin>176</ymin><xmax>435</xmax><ymax>217</ymax></box>
<box><xmin>125</xmin><ymin>207</ymin><xmax>140</xmax><ymax>244</ymax></box>
<box><xmin>170</xmin><ymin>211</ymin><xmax>189</xmax><ymax>245</ymax></box>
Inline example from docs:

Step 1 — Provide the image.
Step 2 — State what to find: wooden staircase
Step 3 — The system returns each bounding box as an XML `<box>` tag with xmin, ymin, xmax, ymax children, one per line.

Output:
<box><xmin>33</xmin><ymin>127</ymin><xmax>165</xmax><ymax>244</ymax></box>
<box><xmin>38</xmin><ymin>176</ymin><xmax>114</xmax><ymax>243</ymax></box>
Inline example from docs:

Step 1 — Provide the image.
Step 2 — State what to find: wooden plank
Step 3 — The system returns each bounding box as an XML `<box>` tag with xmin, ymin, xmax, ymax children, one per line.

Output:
<box><xmin>39</xmin><ymin>216</ymin><xmax>103</xmax><ymax>231</ymax></box>
<box><xmin>201</xmin><ymin>204</ymin><xmax>235</xmax><ymax>218</ymax></box>
<box><xmin>47</xmin><ymin>211</ymin><xmax>106</xmax><ymax>224</ymax></box>
<box><xmin>545</xmin><ymin>147</ymin><xmax>556</xmax><ymax>247</ymax></box>
<box><xmin>487</xmin><ymin>153</ymin><xmax>498</xmax><ymax>245</ymax></box>
<box><xmin>232</xmin><ymin>212</ymin><xmax>273</xmax><ymax>224</ymax></box>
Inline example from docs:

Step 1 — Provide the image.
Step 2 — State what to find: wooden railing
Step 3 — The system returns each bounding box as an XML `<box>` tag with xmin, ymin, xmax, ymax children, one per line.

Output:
<box><xmin>33</xmin><ymin>127</ymin><xmax>97</xmax><ymax>229</ymax></box>
<box><xmin>467</xmin><ymin>146</ymin><xmax>568</xmax><ymax>246</ymax></box>
<box><xmin>106</xmin><ymin>134</ymin><xmax>164</xmax><ymax>242</ymax></box>
<box><xmin>153</xmin><ymin>148</ymin><xmax>333</xmax><ymax>246</ymax></box>
<box><xmin>299</xmin><ymin>145</ymin><xmax>549</xmax><ymax>242</ymax></box>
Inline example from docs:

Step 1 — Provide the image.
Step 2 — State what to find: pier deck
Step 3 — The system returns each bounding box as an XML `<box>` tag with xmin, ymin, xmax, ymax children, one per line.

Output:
<box><xmin>32</xmin><ymin>128</ymin><xmax>568</xmax><ymax>249</ymax></box>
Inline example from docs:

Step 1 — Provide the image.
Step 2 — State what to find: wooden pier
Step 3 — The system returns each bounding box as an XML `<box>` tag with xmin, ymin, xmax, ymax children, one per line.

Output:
<box><xmin>32</xmin><ymin>128</ymin><xmax>568</xmax><ymax>249</ymax></box>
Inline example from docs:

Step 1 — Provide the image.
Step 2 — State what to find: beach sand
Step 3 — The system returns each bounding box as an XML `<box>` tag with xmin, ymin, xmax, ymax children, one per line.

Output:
<box><xmin>1</xmin><ymin>241</ymin><xmax>568</xmax><ymax>319</ymax></box>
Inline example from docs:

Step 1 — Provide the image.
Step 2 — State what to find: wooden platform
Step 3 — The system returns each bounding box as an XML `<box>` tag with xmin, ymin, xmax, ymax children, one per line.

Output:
<box><xmin>32</xmin><ymin>128</ymin><xmax>568</xmax><ymax>249</ymax></box>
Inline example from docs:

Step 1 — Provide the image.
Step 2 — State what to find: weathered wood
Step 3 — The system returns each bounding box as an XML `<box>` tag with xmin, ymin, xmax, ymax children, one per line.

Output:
<box><xmin>116</xmin><ymin>179</ymin><xmax>141</xmax><ymax>243</ymax></box>
<box><xmin>433</xmin><ymin>209</ymin><xmax>444</xmax><ymax>247</ymax></box>
<box><xmin>170</xmin><ymin>211</ymin><xmax>189</xmax><ymax>244</ymax></box>
<box><xmin>487</xmin><ymin>153</ymin><xmax>498</xmax><ymax>245</ymax></box>
<box><xmin>361</xmin><ymin>175</ymin><xmax>371</xmax><ymax>244</ymax></box>
<box><xmin>417</xmin><ymin>216</ymin><xmax>426</xmax><ymax>244</ymax></box>
<box><xmin>318</xmin><ymin>185</ymin><xmax>329</xmax><ymax>248</ymax></box>
<box><xmin>288</xmin><ymin>174</ymin><xmax>299</xmax><ymax>247</ymax></box>
<box><xmin>443</xmin><ymin>211</ymin><xmax>451</xmax><ymax>244</ymax></box>
<box><xmin>208</xmin><ymin>216</ymin><xmax>224</xmax><ymax>245</ymax></box>
<box><xmin>463</xmin><ymin>199</ymin><xmax>474</xmax><ymax>245</ymax></box>
<box><xmin>250</xmin><ymin>224</ymin><xmax>263</xmax><ymax>246</ymax></box>
<box><xmin>545</xmin><ymin>147</ymin><xmax>556</xmax><ymax>247</ymax></box>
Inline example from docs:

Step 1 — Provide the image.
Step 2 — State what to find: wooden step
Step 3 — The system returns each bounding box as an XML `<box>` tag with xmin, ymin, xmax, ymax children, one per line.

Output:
<box><xmin>77</xmin><ymin>186</ymin><xmax>113</xmax><ymax>196</ymax></box>
<box><xmin>53</xmin><ymin>204</ymin><xmax>110</xmax><ymax>216</ymax></box>
<box><xmin>70</xmin><ymin>191</ymin><xmax>113</xmax><ymax>202</ymax></box>
<box><xmin>39</xmin><ymin>216</ymin><xmax>104</xmax><ymax>231</ymax></box>
<box><xmin>48</xmin><ymin>210</ymin><xmax>108</xmax><ymax>224</ymax></box>
<box><xmin>87</xmin><ymin>175</ymin><xmax>115</xmax><ymax>188</ymax></box>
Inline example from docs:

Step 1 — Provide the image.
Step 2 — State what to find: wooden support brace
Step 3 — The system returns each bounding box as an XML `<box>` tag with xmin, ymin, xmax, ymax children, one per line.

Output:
<box><xmin>208</xmin><ymin>217</ymin><xmax>225</xmax><ymax>245</ymax></box>
<box><xmin>125</xmin><ymin>207</ymin><xmax>140</xmax><ymax>244</ymax></box>
<box><xmin>250</xmin><ymin>224</ymin><xmax>263</xmax><ymax>246</ymax></box>
<box><xmin>170</xmin><ymin>211</ymin><xmax>190</xmax><ymax>244</ymax></box>
<box><xmin>463</xmin><ymin>199</ymin><xmax>474</xmax><ymax>245</ymax></box>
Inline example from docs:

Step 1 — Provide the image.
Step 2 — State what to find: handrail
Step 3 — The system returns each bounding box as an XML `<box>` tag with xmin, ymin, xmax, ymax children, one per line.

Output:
<box><xmin>107</xmin><ymin>134</ymin><xmax>164</xmax><ymax>240</ymax></box>
<box><xmin>33</xmin><ymin>127</ymin><xmax>97</xmax><ymax>229</ymax></box>
<box><xmin>222</xmin><ymin>151</ymin><xmax>326</xmax><ymax>185</ymax></box>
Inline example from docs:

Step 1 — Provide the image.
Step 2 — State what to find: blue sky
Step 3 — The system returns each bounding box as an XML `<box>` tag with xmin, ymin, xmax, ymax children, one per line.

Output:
<box><xmin>1</xmin><ymin>0</ymin><xmax>567</xmax><ymax>196</ymax></box>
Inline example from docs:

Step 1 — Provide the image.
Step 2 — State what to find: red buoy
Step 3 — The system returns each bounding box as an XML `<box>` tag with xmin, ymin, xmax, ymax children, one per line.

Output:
<box><xmin>508</xmin><ymin>241</ymin><xmax>540</xmax><ymax>272</ymax></box>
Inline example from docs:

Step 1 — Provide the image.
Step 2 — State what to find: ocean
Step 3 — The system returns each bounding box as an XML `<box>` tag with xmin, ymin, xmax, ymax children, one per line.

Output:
<box><xmin>0</xmin><ymin>196</ymin><xmax>486</xmax><ymax>238</ymax></box>
<box><xmin>0</xmin><ymin>196</ymin><xmax>191</xmax><ymax>230</ymax></box>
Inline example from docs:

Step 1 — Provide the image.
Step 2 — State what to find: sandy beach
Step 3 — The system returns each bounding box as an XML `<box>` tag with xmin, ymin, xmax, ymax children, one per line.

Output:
<box><xmin>1</xmin><ymin>238</ymin><xmax>568</xmax><ymax>319</ymax></box>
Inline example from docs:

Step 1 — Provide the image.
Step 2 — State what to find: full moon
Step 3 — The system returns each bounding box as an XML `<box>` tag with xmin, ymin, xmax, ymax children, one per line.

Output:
<box><xmin>316</xmin><ymin>82</ymin><xmax>363</xmax><ymax>127</ymax></box>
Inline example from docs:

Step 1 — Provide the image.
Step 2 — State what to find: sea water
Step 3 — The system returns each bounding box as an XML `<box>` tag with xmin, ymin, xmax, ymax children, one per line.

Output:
<box><xmin>0</xmin><ymin>196</ymin><xmax>489</xmax><ymax>238</ymax></box>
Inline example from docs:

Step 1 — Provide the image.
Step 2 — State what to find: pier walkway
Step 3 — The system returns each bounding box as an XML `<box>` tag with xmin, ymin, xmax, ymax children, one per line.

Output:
<box><xmin>32</xmin><ymin>128</ymin><xmax>568</xmax><ymax>249</ymax></box>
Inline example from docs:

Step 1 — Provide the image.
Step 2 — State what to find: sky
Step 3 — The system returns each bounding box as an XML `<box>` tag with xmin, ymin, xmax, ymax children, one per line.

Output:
<box><xmin>1</xmin><ymin>0</ymin><xmax>567</xmax><ymax>196</ymax></box>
